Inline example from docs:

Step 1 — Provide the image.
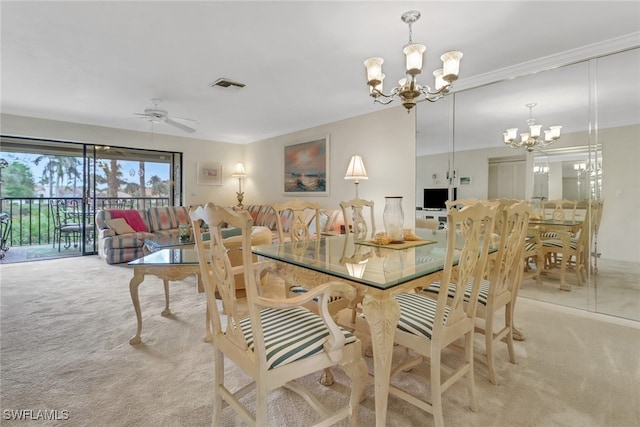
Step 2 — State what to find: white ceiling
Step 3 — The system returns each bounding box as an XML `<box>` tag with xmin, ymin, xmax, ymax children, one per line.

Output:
<box><xmin>2</xmin><ymin>1</ymin><xmax>639</xmax><ymax>153</ymax></box>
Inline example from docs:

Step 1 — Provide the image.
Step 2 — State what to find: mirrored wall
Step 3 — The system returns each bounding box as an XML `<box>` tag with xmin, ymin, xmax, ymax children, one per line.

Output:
<box><xmin>416</xmin><ymin>47</ymin><xmax>640</xmax><ymax>321</ymax></box>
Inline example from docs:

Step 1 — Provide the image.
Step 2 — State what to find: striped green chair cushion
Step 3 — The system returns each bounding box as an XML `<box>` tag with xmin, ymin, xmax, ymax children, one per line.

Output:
<box><xmin>395</xmin><ymin>292</ymin><xmax>451</xmax><ymax>340</ymax></box>
<box><xmin>421</xmin><ymin>278</ymin><xmax>490</xmax><ymax>307</ymax></box>
<box><xmin>239</xmin><ymin>306</ymin><xmax>356</xmax><ymax>369</ymax></box>
<box><xmin>289</xmin><ymin>286</ymin><xmax>344</xmax><ymax>304</ymax></box>
<box><xmin>540</xmin><ymin>231</ymin><xmax>558</xmax><ymax>238</ymax></box>
<box><xmin>542</xmin><ymin>238</ymin><xmax>578</xmax><ymax>250</ymax></box>
<box><xmin>524</xmin><ymin>238</ymin><xmax>538</xmax><ymax>252</ymax></box>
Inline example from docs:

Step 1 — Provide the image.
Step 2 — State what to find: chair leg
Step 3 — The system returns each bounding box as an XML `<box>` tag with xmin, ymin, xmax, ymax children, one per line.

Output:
<box><xmin>485</xmin><ymin>313</ymin><xmax>498</xmax><ymax>385</ymax></box>
<box><xmin>505</xmin><ymin>303</ymin><xmax>516</xmax><ymax>364</ymax></box>
<box><xmin>430</xmin><ymin>349</ymin><xmax>445</xmax><ymax>427</ymax></box>
<box><xmin>343</xmin><ymin>353</ymin><xmax>368</xmax><ymax>425</ymax></box>
<box><xmin>465</xmin><ymin>331</ymin><xmax>478</xmax><ymax>412</ymax></box>
<box><xmin>212</xmin><ymin>350</ymin><xmax>224</xmax><ymax>426</ymax></box>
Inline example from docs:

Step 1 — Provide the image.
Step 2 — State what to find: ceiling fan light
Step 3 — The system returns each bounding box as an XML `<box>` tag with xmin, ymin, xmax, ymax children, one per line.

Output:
<box><xmin>404</xmin><ymin>43</ymin><xmax>426</xmax><ymax>76</ymax></box>
<box><xmin>364</xmin><ymin>58</ymin><xmax>384</xmax><ymax>86</ymax></box>
<box><xmin>441</xmin><ymin>51</ymin><xmax>463</xmax><ymax>82</ymax></box>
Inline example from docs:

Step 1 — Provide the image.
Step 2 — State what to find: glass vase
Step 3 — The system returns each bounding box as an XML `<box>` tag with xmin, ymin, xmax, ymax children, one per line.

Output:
<box><xmin>383</xmin><ymin>196</ymin><xmax>404</xmax><ymax>242</ymax></box>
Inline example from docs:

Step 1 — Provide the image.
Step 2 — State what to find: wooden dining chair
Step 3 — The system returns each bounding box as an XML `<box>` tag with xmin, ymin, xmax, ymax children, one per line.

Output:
<box><xmin>274</xmin><ymin>200</ymin><xmax>355</xmax><ymax>385</ymax></box>
<box><xmin>339</xmin><ymin>197</ymin><xmax>376</xmax><ymax>240</ymax></box>
<box><xmin>422</xmin><ymin>201</ymin><xmax>531</xmax><ymax>384</ymax></box>
<box><xmin>540</xmin><ymin>217</ymin><xmax>595</xmax><ymax>291</ymax></box>
<box><xmin>356</xmin><ymin>200</ymin><xmax>498</xmax><ymax>427</ymax></box>
<box><xmin>189</xmin><ymin>203</ymin><xmax>367</xmax><ymax>426</ymax></box>
<box><xmin>272</xmin><ymin>199</ymin><xmax>321</xmax><ymax>243</ymax></box>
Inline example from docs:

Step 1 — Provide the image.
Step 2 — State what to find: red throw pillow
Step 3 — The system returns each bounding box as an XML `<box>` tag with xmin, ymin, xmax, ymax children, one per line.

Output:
<box><xmin>108</xmin><ymin>210</ymin><xmax>148</xmax><ymax>232</ymax></box>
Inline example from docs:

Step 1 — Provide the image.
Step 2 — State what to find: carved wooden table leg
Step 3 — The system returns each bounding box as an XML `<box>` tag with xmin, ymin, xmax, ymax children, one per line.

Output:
<box><xmin>362</xmin><ymin>294</ymin><xmax>401</xmax><ymax>427</ymax></box>
<box><xmin>129</xmin><ymin>270</ymin><xmax>145</xmax><ymax>345</ymax></box>
<box><xmin>161</xmin><ymin>279</ymin><xmax>171</xmax><ymax>316</ymax></box>
<box><xmin>128</xmin><ymin>264</ymin><xmax>202</xmax><ymax>345</ymax></box>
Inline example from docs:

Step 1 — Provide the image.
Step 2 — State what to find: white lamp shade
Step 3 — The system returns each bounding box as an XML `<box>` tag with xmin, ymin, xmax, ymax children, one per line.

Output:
<box><xmin>433</xmin><ymin>68</ymin><xmax>446</xmax><ymax>91</ymax></box>
<box><xmin>403</xmin><ymin>43</ymin><xmax>426</xmax><ymax>76</ymax></box>
<box><xmin>344</xmin><ymin>154</ymin><xmax>368</xmax><ymax>181</ymax></box>
<box><xmin>232</xmin><ymin>162</ymin><xmax>247</xmax><ymax>177</ymax></box>
<box><xmin>364</xmin><ymin>58</ymin><xmax>384</xmax><ymax>86</ymax></box>
<box><xmin>441</xmin><ymin>51</ymin><xmax>463</xmax><ymax>82</ymax></box>
<box><xmin>529</xmin><ymin>124</ymin><xmax>542</xmax><ymax>138</ymax></box>
<box><xmin>505</xmin><ymin>128</ymin><xmax>518</xmax><ymax>142</ymax></box>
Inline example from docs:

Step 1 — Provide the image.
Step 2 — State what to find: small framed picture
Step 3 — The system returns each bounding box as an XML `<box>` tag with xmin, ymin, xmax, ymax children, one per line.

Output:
<box><xmin>197</xmin><ymin>162</ymin><xmax>222</xmax><ymax>186</ymax></box>
<box><xmin>460</xmin><ymin>176</ymin><xmax>471</xmax><ymax>185</ymax></box>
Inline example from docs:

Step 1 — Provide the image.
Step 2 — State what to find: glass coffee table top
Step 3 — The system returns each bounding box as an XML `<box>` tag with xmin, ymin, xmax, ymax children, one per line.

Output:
<box><xmin>129</xmin><ymin>248</ymin><xmax>199</xmax><ymax>265</ymax></box>
<box><xmin>144</xmin><ymin>236</ymin><xmax>195</xmax><ymax>253</ymax></box>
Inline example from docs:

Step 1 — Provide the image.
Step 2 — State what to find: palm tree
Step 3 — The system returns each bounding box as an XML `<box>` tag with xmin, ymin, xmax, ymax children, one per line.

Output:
<box><xmin>33</xmin><ymin>155</ymin><xmax>61</xmax><ymax>197</ymax></box>
<box><xmin>147</xmin><ymin>175</ymin><xmax>168</xmax><ymax>197</ymax></box>
<box><xmin>96</xmin><ymin>159</ymin><xmax>125</xmax><ymax>198</ymax></box>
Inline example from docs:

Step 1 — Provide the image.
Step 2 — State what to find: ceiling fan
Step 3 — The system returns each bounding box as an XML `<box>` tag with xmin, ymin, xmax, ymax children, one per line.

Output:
<box><xmin>134</xmin><ymin>99</ymin><xmax>197</xmax><ymax>133</ymax></box>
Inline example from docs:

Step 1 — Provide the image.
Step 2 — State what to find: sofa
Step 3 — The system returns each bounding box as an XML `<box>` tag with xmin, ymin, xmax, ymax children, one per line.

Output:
<box><xmin>95</xmin><ymin>206</ymin><xmax>192</xmax><ymax>264</ymax></box>
<box><xmin>243</xmin><ymin>204</ymin><xmax>345</xmax><ymax>242</ymax></box>
<box><xmin>95</xmin><ymin>203</ymin><xmax>344</xmax><ymax>264</ymax></box>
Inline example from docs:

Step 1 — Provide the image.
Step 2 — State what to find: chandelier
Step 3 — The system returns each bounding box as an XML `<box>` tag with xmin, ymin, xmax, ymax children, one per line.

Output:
<box><xmin>503</xmin><ymin>103</ymin><xmax>562</xmax><ymax>152</ymax></box>
<box><xmin>364</xmin><ymin>10</ymin><xmax>463</xmax><ymax>112</ymax></box>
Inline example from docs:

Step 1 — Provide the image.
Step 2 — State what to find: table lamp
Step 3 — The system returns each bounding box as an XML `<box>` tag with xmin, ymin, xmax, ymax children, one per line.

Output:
<box><xmin>344</xmin><ymin>154</ymin><xmax>368</xmax><ymax>198</ymax></box>
<box><xmin>232</xmin><ymin>162</ymin><xmax>247</xmax><ymax>207</ymax></box>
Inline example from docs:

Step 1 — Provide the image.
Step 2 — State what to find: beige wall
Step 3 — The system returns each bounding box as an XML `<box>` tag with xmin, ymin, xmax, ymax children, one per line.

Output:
<box><xmin>1</xmin><ymin>113</ymin><xmax>243</xmax><ymax>207</ymax></box>
<box><xmin>1</xmin><ymin>107</ymin><xmax>417</xmax><ymax>230</ymax></box>
<box><xmin>245</xmin><ymin>106</ymin><xmax>416</xmax><ymax>230</ymax></box>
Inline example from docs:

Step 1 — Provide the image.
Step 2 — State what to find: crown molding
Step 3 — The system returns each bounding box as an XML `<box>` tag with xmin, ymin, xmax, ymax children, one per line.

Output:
<box><xmin>453</xmin><ymin>32</ymin><xmax>640</xmax><ymax>92</ymax></box>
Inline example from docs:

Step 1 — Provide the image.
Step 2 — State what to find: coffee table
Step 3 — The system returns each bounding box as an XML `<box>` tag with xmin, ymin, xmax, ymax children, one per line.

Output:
<box><xmin>143</xmin><ymin>236</ymin><xmax>195</xmax><ymax>254</ymax></box>
<box><xmin>128</xmin><ymin>248</ymin><xmax>211</xmax><ymax>345</ymax></box>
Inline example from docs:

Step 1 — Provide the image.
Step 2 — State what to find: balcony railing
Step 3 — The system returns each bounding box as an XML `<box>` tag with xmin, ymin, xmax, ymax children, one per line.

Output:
<box><xmin>0</xmin><ymin>197</ymin><xmax>170</xmax><ymax>248</ymax></box>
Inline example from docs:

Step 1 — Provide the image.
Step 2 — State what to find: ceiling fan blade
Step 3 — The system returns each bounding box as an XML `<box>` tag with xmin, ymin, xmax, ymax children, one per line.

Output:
<box><xmin>164</xmin><ymin>117</ymin><xmax>196</xmax><ymax>133</ymax></box>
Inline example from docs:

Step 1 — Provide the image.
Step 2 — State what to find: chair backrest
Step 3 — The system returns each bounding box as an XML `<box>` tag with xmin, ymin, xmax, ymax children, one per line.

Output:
<box><xmin>189</xmin><ymin>204</ymin><xmax>260</xmax><ymax>357</ymax></box>
<box><xmin>542</xmin><ymin>199</ymin><xmax>577</xmax><ymax>221</ymax></box>
<box><xmin>272</xmin><ymin>200</ymin><xmax>320</xmax><ymax>242</ymax></box>
<box><xmin>445</xmin><ymin>198</ymin><xmax>480</xmax><ymax>211</ymax></box>
<box><xmin>436</xmin><ymin>201</ymin><xmax>498</xmax><ymax>331</ymax></box>
<box><xmin>49</xmin><ymin>199</ymin><xmax>80</xmax><ymax>227</ymax></box>
<box><xmin>339</xmin><ymin>198</ymin><xmax>376</xmax><ymax>240</ymax></box>
<box><xmin>488</xmin><ymin>201</ymin><xmax>531</xmax><ymax>299</ymax></box>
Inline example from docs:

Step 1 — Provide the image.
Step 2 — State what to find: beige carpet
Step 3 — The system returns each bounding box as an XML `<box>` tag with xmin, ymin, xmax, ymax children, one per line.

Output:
<box><xmin>1</xmin><ymin>256</ymin><xmax>639</xmax><ymax>426</ymax></box>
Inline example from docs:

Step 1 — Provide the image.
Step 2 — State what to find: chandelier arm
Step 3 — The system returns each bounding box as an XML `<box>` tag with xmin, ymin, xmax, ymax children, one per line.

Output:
<box><xmin>373</xmin><ymin>98</ymin><xmax>395</xmax><ymax>105</ymax></box>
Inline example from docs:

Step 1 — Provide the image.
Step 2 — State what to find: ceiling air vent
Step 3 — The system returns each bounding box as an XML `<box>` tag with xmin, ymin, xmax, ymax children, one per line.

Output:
<box><xmin>209</xmin><ymin>78</ymin><xmax>246</xmax><ymax>89</ymax></box>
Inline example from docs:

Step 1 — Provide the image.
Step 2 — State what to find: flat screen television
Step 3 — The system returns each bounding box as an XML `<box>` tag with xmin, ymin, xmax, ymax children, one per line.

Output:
<box><xmin>423</xmin><ymin>188</ymin><xmax>457</xmax><ymax>210</ymax></box>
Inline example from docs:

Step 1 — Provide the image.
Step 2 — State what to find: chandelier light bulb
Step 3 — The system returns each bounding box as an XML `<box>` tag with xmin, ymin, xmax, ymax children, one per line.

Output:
<box><xmin>404</xmin><ymin>43</ymin><xmax>426</xmax><ymax>76</ymax></box>
<box><xmin>441</xmin><ymin>51</ymin><xmax>463</xmax><ymax>82</ymax></box>
<box><xmin>364</xmin><ymin>58</ymin><xmax>384</xmax><ymax>87</ymax></box>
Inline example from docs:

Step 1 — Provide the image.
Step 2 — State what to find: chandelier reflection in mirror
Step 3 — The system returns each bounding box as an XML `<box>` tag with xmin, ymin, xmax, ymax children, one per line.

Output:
<box><xmin>503</xmin><ymin>103</ymin><xmax>562</xmax><ymax>152</ymax></box>
<box><xmin>364</xmin><ymin>10</ymin><xmax>462</xmax><ymax>112</ymax></box>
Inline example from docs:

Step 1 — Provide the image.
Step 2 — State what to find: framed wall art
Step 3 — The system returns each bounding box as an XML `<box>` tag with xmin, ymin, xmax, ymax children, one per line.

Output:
<box><xmin>197</xmin><ymin>162</ymin><xmax>222</xmax><ymax>186</ymax></box>
<box><xmin>283</xmin><ymin>136</ymin><xmax>330</xmax><ymax>196</ymax></box>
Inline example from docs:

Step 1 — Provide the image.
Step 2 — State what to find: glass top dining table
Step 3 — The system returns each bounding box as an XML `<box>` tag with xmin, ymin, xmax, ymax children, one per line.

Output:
<box><xmin>252</xmin><ymin>229</ymin><xmax>461</xmax><ymax>291</ymax></box>
<box><xmin>251</xmin><ymin>228</ymin><xmax>464</xmax><ymax>426</ymax></box>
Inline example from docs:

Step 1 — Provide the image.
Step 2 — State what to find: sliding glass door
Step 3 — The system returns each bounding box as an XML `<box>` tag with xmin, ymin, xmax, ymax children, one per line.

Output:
<box><xmin>0</xmin><ymin>137</ymin><xmax>182</xmax><ymax>259</ymax></box>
